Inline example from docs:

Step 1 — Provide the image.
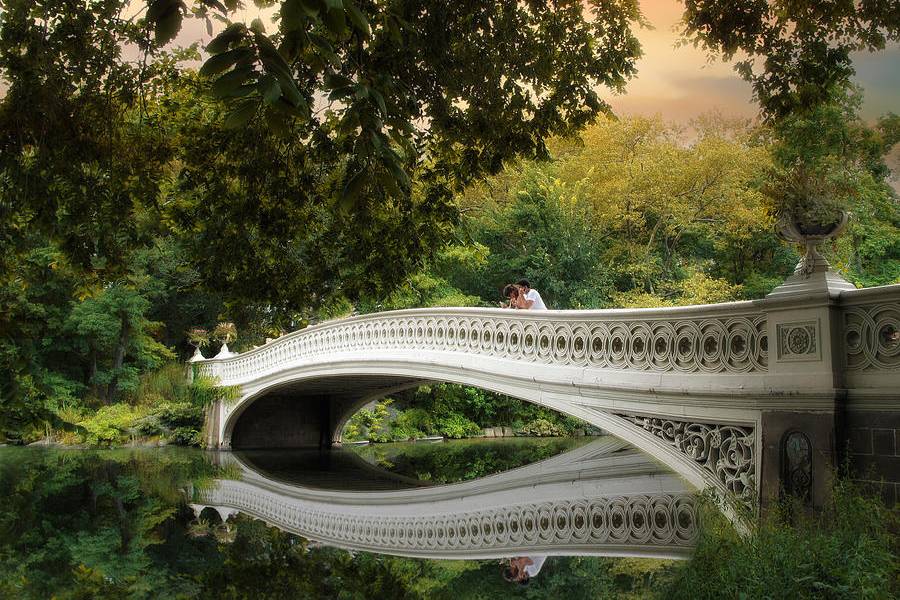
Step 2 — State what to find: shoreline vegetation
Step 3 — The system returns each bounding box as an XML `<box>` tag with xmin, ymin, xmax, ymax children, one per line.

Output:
<box><xmin>7</xmin><ymin>366</ymin><xmax>597</xmax><ymax>449</ymax></box>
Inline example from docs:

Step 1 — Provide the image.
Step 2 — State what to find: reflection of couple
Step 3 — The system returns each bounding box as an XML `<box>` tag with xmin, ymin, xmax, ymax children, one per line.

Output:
<box><xmin>503</xmin><ymin>555</ymin><xmax>547</xmax><ymax>585</ymax></box>
<box><xmin>501</xmin><ymin>279</ymin><xmax>547</xmax><ymax>310</ymax></box>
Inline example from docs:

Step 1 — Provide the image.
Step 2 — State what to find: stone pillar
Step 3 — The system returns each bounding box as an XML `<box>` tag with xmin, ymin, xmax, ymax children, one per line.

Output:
<box><xmin>758</xmin><ymin>221</ymin><xmax>854</xmax><ymax>511</ymax></box>
<box><xmin>202</xmin><ymin>399</ymin><xmax>223</xmax><ymax>450</ymax></box>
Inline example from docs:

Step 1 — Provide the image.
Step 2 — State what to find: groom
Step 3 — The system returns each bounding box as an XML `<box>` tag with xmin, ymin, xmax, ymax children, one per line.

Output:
<box><xmin>516</xmin><ymin>279</ymin><xmax>547</xmax><ymax>310</ymax></box>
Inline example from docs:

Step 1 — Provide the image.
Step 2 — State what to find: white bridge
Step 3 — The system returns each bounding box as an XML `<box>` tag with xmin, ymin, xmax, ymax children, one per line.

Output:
<box><xmin>193</xmin><ymin>437</ymin><xmax>701</xmax><ymax>559</ymax></box>
<box><xmin>195</xmin><ymin>271</ymin><xmax>899</xmax><ymax>512</ymax></box>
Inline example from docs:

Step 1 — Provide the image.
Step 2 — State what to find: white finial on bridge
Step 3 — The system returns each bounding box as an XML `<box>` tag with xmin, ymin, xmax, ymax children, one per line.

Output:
<box><xmin>214</xmin><ymin>342</ymin><xmax>235</xmax><ymax>359</ymax></box>
<box><xmin>189</xmin><ymin>347</ymin><xmax>206</xmax><ymax>362</ymax></box>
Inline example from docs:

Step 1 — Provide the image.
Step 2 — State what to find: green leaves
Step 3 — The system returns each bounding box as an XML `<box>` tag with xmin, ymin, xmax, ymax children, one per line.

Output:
<box><xmin>200</xmin><ymin>23</ymin><xmax>311</xmax><ymax>128</ymax></box>
<box><xmin>281</xmin><ymin>0</ymin><xmax>313</xmax><ymax>31</ymax></box>
<box><xmin>146</xmin><ymin>0</ymin><xmax>186</xmax><ymax>45</ymax></box>
<box><xmin>223</xmin><ymin>100</ymin><xmax>259</xmax><ymax>129</ymax></box>
<box><xmin>344</xmin><ymin>0</ymin><xmax>371</xmax><ymax>38</ymax></box>
<box><xmin>681</xmin><ymin>0</ymin><xmax>900</xmax><ymax>120</ymax></box>
<box><xmin>257</xmin><ymin>74</ymin><xmax>282</xmax><ymax>104</ymax></box>
<box><xmin>340</xmin><ymin>169</ymin><xmax>368</xmax><ymax>212</ymax></box>
<box><xmin>199</xmin><ymin>47</ymin><xmax>253</xmax><ymax>77</ymax></box>
<box><xmin>324</xmin><ymin>1</ymin><xmax>347</xmax><ymax>37</ymax></box>
<box><xmin>206</xmin><ymin>23</ymin><xmax>245</xmax><ymax>54</ymax></box>
<box><xmin>210</xmin><ymin>66</ymin><xmax>253</xmax><ymax>98</ymax></box>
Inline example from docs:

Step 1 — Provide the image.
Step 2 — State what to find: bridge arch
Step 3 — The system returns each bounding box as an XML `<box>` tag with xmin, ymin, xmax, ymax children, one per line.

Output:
<box><xmin>200</xmin><ymin>437</ymin><xmax>701</xmax><ymax>559</ymax></box>
<box><xmin>218</xmin><ymin>358</ymin><xmax>758</xmax><ymax>512</ymax></box>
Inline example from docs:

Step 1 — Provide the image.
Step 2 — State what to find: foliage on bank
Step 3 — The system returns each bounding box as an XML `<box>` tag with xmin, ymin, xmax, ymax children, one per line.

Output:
<box><xmin>659</xmin><ymin>480</ymin><xmax>899</xmax><ymax>599</ymax></box>
<box><xmin>0</xmin><ymin>3</ymin><xmax>896</xmax><ymax>443</ymax></box>
<box><xmin>342</xmin><ymin>384</ymin><xmax>593</xmax><ymax>443</ymax></box>
<box><xmin>378</xmin><ymin>108</ymin><xmax>898</xmax><ymax>314</ymax></box>
<box><xmin>351</xmin><ymin>437</ymin><xmax>588</xmax><ymax>484</ymax></box>
<box><xmin>18</xmin><ymin>365</ymin><xmax>236</xmax><ymax>448</ymax></box>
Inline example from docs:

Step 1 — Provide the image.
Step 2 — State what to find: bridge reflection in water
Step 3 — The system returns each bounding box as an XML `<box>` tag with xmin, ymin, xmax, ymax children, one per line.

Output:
<box><xmin>193</xmin><ymin>437</ymin><xmax>699</xmax><ymax>560</ymax></box>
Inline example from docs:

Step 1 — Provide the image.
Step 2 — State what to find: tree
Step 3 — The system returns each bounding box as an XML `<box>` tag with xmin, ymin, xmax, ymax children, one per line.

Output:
<box><xmin>448</xmin><ymin>116</ymin><xmax>786</xmax><ymax>308</ymax></box>
<box><xmin>147</xmin><ymin>0</ymin><xmax>645</xmax><ymax>206</ymax></box>
<box><xmin>764</xmin><ymin>87</ymin><xmax>900</xmax><ymax>286</ymax></box>
<box><xmin>67</xmin><ymin>283</ymin><xmax>174</xmax><ymax>404</ymax></box>
<box><xmin>0</xmin><ymin>0</ymin><xmax>646</xmax><ymax>323</ymax></box>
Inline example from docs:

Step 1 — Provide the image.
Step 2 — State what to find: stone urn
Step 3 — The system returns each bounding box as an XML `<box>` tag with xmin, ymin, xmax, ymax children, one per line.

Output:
<box><xmin>777</xmin><ymin>209</ymin><xmax>849</xmax><ymax>279</ymax></box>
<box><xmin>767</xmin><ymin>209</ymin><xmax>855</xmax><ymax>298</ymax></box>
<box><xmin>188</xmin><ymin>346</ymin><xmax>206</xmax><ymax>362</ymax></box>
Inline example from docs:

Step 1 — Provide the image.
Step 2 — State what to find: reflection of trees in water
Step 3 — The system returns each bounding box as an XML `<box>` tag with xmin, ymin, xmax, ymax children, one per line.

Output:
<box><xmin>1</xmin><ymin>446</ymin><xmax>892</xmax><ymax>599</ymax></box>
<box><xmin>351</xmin><ymin>437</ymin><xmax>592</xmax><ymax>484</ymax></box>
<box><xmin>4</xmin><ymin>445</ymin><xmax>656</xmax><ymax>598</ymax></box>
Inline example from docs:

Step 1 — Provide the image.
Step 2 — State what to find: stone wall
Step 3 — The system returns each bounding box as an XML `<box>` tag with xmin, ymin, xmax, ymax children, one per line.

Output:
<box><xmin>846</xmin><ymin>410</ymin><xmax>900</xmax><ymax>506</ymax></box>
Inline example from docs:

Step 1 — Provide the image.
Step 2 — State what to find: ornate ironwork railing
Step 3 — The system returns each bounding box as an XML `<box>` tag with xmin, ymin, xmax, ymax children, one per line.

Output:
<box><xmin>196</xmin><ymin>304</ymin><xmax>769</xmax><ymax>387</ymax></box>
<box><xmin>840</xmin><ymin>287</ymin><xmax>900</xmax><ymax>373</ymax></box>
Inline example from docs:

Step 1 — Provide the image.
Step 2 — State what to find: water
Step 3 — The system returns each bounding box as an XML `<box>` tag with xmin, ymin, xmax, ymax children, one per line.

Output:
<box><xmin>0</xmin><ymin>438</ymin><xmax>691</xmax><ymax>599</ymax></box>
<box><xmin>235</xmin><ymin>436</ymin><xmax>592</xmax><ymax>489</ymax></box>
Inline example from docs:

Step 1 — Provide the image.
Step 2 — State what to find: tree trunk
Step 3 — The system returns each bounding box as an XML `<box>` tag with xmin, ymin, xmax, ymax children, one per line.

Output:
<box><xmin>106</xmin><ymin>317</ymin><xmax>131</xmax><ymax>403</ymax></box>
<box><xmin>89</xmin><ymin>352</ymin><xmax>103</xmax><ymax>403</ymax></box>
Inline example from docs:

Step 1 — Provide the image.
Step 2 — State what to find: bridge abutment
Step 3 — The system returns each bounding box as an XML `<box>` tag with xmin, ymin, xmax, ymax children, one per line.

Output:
<box><xmin>760</xmin><ymin>411</ymin><xmax>838</xmax><ymax>510</ymax></box>
<box><xmin>757</xmin><ymin>291</ymin><xmax>846</xmax><ymax>509</ymax></box>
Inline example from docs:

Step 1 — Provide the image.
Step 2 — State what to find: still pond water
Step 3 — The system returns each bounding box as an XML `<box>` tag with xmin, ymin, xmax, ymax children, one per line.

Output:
<box><xmin>0</xmin><ymin>437</ymin><xmax>689</xmax><ymax>599</ymax></box>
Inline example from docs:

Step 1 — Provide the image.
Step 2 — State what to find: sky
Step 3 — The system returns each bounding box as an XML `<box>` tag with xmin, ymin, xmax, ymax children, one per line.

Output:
<box><xmin>177</xmin><ymin>1</ymin><xmax>898</xmax><ymax>185</ymax></box>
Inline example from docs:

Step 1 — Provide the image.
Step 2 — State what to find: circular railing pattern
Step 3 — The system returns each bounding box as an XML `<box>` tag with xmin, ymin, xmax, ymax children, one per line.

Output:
<box><xmin>201</xmin><ymin>481</ymin><xmax>699</xmax><ymax>555</ymax></box>
<box><xmin>198</xmin><ymin>310</ymin><xmax>768</xmax><ymax>386</ymax></box>
<box><xmin>844</xmin><ymin>303</ymin><xmax>900</xmax><ymax>371</ymax></box>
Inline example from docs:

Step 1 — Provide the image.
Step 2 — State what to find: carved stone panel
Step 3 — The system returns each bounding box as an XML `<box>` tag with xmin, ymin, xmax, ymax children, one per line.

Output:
<box><xmin>776</xmin><ymin>320</ymin><xmax>820</xmax><ymax>362</ymax></box>
<box><xmin>781</xmin><ymin>431</ymin><xmax>812</xmax><ymax>503</ymax></box>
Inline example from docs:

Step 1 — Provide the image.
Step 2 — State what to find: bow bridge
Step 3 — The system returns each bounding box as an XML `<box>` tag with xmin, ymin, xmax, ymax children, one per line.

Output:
<box><xmin>194</xmin><ymin>272</ymin><xmax>900</xmax><ymax>511</ymax></box>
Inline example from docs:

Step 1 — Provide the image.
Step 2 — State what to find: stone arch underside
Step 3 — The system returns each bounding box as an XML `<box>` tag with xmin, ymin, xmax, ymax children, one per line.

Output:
<box><xmin>220</xmin><ymin>362</ymin><xmax>759</xmax><ymax>511</ymax></box>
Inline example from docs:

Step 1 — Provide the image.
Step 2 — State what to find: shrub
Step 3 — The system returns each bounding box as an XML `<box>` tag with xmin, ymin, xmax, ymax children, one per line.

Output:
<box><xmin>153</xmin><ymin>401</ymin><xmax>204</xmax><ymax>429</ymax></box>
<box><xmin>169</xmin><ymin>427</ymin><xmax>201</xmax><ymax>446</ymax></box>
<box><xmin>77</xmin><ymin>404</ymin><xmax>147</xmax><ymax>446</ymax></box>
<box><xmin>395</xmin><ymin>408</ymin><xmax>434</xmax><ymax>434</ymax></box>
<box><xmin>659</xmin><ymin>480</ymin><xmax>899</xmax><ymax>599</ymax></box>
<box><xmin>343</xmin><ymin>400</ymin><xmax>395</xmax><ymax>442</ymax></box>
<box><xmin>129</xmin><ymin>363</ymin><xmax>190</xmax><ymax>406</ymax></box>
<box><xmin>519</xmin><ymin>418</ymin><xmax>566</xmax><ymax>437</ymax></box>
<box><xmin>389</xmin><ymin>425</ymin><xmax>423</xmax><ymax>441</ymax></box>
<box><xmin>129</xmin><ymin>363</ymin><xmax>239</xmax><ymax>409</ymax></box>
<box><xmin>134</xmin><ymin>401</ymin><xmax>205</xmax><ymax>445</ymax></box>
<box><xmin>435</xmin><ymin>414</ymin><xmax>481</xmax><ymax>439</ymax></box>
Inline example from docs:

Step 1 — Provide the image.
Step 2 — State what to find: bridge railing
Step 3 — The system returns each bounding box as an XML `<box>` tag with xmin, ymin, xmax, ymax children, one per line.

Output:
<box><xmin>839</xmin><ymin>285</ymin><xmax>900</xmax><ymax>387</ymax></box>
<box><xmin>195</xmin><ymin>301</ymin><xmax>770</xmax><ymax>388</ymax></box>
